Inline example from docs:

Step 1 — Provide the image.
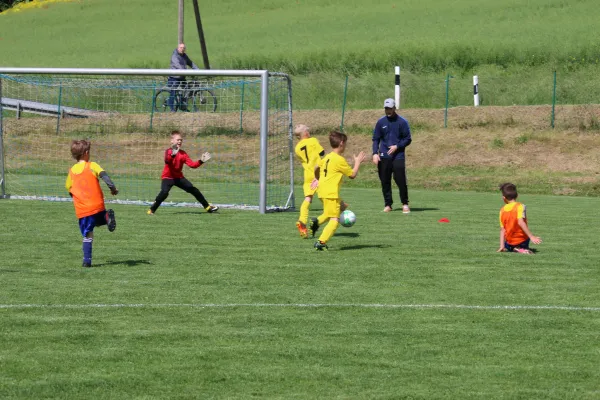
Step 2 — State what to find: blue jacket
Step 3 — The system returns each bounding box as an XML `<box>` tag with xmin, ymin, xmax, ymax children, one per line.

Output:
<box><xmin>169</xmin><ymin>49</ymin><xmax>199</xmax><ymax>79</ymax></box>
<box><xmin>372</xmin><ymin>113</ymin><xmax>412</xmax><ymax>160</ymax></box>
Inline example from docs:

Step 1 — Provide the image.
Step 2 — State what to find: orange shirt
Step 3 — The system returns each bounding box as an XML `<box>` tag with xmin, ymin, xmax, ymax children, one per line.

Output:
<box><xmin>66</xmin><ymin>161</ymin><xmax>106</xmax><ymax>218</ymax></box>
<box><xmin>499</xmin><ymin>202</ymin><xmax>529</xmax><ymax>245</ymax></box>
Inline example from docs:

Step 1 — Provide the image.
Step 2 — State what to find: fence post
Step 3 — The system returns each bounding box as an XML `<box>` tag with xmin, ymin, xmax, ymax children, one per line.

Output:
<box><xmin>56</xmin><ymin>84</ymin><xmax>63</xmax><ymax>134</ymax></box>
<box><xmin>340</xmin><ymin>74</ymin><xmax>349</xmax><ymax>132</ymax></box>
<box><xmin>473</xmin><ymin>75</ymin><xmax>479</xmax><ymax>106</ymax></box>
<box><xmin>395</xmin><ymin>66</ymin><xmax>401</xmax><ymax>108</ymax></box>
<box><xmin>150</xmin><ymin>83</ymin><xmax>156</xmax><ymax>132</ymax></box>
<box><xmin>551</xmin><ymin>70</ymin><xmax>557</xmax><ymax>129</ymax></box>
<box><xmin>239</xmin><ymin>79</ymin><xmax>245</xmax><ymax>133</ymax></box>
<box><xmin>444</xmin><ymin>73</ymin><xmax>452</xmax><ymax>128</ymax></box>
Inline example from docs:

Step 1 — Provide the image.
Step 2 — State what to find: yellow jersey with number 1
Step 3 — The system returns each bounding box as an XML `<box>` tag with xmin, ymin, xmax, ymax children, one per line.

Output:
<box><xmin>316</xmin><ymin>152</ymin><xmax>353</xmax><ymax>199</ymax></box>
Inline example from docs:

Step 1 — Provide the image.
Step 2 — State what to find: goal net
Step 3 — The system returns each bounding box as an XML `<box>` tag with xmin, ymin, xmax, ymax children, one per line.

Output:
<box><xmin>0</xmin><ymin>68</ymin><xmax>294</xmax><ymax>213</ymax></box>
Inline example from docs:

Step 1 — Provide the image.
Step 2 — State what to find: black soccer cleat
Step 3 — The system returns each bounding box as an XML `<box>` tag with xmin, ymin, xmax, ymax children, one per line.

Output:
<box><xmin>82</xmin><ymin>261</ymin><xmax>92</xmax><ymax>268</ymax></box>
<box><xmin>107</xmin><ymin>209</ymin><xmax>116</xmax><ymax>232</ymax></box>
<box><xmin>309</xmin><ymin>217</ymin><xmax>320</xmax><ymax>238</ymax></box>
<box><xmin>314</xmin><ymin>241</ymin><xmax>328</xmax><ymax>251</ymax></box>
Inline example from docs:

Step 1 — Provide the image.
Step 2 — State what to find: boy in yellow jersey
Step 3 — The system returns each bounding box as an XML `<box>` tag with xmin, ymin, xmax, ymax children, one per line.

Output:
<box><xmin>294</xmin><ymin>124</ymin><xmax>325</xmax><ymax>238</ymax></box>
<box><xmin>66</xmin><ymin>140</ymin><xmax>118</xmax><ymax>268</ymax></box>
<box><xmin>310</xmin><ymin>131</ymin><xmax>365</xmax><ymax>250</ymax></box>
<box><xmin>497</xmin><ymin>183</ymin><xmax>542</xmax><ymax>254</ymax></box>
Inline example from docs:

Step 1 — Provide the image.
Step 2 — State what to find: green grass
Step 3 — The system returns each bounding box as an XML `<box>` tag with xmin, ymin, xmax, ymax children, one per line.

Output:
<box><xmin>2</xmin><ymin>0</ymin><xmax>600</xmax><ymax>108</ymax></box>
<box><xmin>1</xmin><ymin>189</ymin><xmax>600</xmax><ymax>398</ymax></box>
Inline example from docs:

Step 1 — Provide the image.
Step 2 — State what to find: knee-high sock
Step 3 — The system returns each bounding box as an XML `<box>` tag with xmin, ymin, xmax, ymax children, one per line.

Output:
<box><xmin>317</xmin><ymin>214</ymin><xmax>328</xmax><ymax>225</ymax></box>
<box><xmin>83</xmin><ymin>237</ymin><xmax>93</xmax><ymax>264</ymax></box>
<box><xmin>299</xmin><ymin>199</ymin><xmax>311</xmax><ymax>225</ymax></box>
<box><xmin>318</xmin><ymin>220</ymin><xmax>339</xmax><ymax>244</ymax></box>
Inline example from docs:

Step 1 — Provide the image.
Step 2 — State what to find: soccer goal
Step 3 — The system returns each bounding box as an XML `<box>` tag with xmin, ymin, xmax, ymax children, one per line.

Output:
<box><xmin>0</xmin><ymin>68</ymin><xmax>294</xmax><ymax>213</ymax></box>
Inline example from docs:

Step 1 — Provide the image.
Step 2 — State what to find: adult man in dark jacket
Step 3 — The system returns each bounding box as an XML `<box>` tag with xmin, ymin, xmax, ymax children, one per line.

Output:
<box><xmin>372</xmin><ymin>98</ymin><xmax>412</xmax><ymax>213</ymax></box>
<box><xmin>167</xmin><ymin>43</ymin><xmax>200</xmax><ymax>111</ymax></box>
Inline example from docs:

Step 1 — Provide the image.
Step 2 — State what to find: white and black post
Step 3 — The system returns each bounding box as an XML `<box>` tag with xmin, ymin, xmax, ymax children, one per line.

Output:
<box><xmin>395</xmin><ymin>66</ymin><xmax>401</xmax><ymax>108</ymax></box>
<box><xmin>473</xmin><ymin>75</ymin><xmax>479</xmax><ymax>107</ymax></box>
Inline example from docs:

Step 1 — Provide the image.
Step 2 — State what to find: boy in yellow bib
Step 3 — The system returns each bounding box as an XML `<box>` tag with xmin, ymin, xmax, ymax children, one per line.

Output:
<box><xmin>294</xmin><ymin>124</ymin><xmax>325</xmax><ymax>238</ymax></box>
<box><xmin>310</xmin><ymin>131</ymin><xmax>365</xmax><ymax>250</ymax></box>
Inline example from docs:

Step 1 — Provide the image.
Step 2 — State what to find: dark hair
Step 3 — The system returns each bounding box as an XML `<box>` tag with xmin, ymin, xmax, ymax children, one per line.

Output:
<box><xmin>71</xmin><ymin>140</ymin><xmax>90</xmax><ymax>161</ymax></box>
<box><xmin>329</xmin><ymin>130</ymin><xmax>347</xmax><ymax>149</ymax></box>
<box><xmin>499</xmin><ymin>182</ymin><xmax>518</xmax><ymax>200</ymax></box>
<box><xmin>171</xmin><ymin>130</ymin><xmax>182</xmax><ymax>137</ymax></box>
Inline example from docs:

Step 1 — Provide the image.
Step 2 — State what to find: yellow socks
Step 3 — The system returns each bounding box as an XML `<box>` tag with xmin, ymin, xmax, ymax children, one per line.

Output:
<box><xmin>299</xmin><ymin>199</ymin><xmax>311</xmax><ymax>224</ymax></box>
<box><xmin>318</xmin><ymin>219</ymin><xmax>339</xmax><ymax>244</ymax></box>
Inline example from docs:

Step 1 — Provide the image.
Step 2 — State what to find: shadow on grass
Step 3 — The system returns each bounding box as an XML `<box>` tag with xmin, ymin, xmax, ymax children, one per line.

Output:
<box><xmin>339</xmin><ymin>244</ymin><xmax>391</xmax><ymax>251</ymax></box>
<box><xmin>172</xmin><ymin>211</ymin><xmax>210</xmax><ymax>215</ymax></box>
<box><xmin>93</xmin><ymin>260</ymin><xmax>153</xmax><ymax>267</ymax></box>
<box><xmin>387</xmin><ymin>207</ymin><xmax>439</xmax><ymax>212</ymax></box>
<box><xmin>334</xmin><ymin>232</ymin><xmax>360</xmax><ymax>238</ymax></box>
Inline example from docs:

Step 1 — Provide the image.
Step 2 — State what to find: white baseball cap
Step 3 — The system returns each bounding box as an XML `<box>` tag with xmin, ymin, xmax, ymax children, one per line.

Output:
<box><xmin>383</xmin><ymin>98</ymin><xmax>396</xmax><ymax>108</ymax></box>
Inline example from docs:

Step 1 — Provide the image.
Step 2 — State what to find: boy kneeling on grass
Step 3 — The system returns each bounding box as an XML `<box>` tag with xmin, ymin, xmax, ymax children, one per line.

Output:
<box><xmin>497</xmin><ymin>182</ymin><xmax>542</xmax><ymax>254</ymax></box>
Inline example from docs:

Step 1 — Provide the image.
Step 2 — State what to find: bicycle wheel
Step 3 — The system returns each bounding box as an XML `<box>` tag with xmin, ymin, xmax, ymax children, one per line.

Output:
<box><xmin>153</xmin><ymin>89</ymin><xmax>172</xmax><ymax>112</ymax></box>
<box><xmin>189</xmin><ymin>89</ymin><xmax>218</xmax><ymax>113</ymax></box>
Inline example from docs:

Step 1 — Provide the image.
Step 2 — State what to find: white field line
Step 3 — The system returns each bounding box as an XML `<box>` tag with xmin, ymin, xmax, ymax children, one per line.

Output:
<box><xmin>1</xmin><ymin>303</ymin><xmax>600</xmax><ymax>312</ymax></box>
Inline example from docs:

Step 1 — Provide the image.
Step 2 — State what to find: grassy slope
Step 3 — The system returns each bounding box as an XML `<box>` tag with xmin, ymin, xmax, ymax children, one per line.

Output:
<box><xmin>2</xmin><ymin>0</ymin><xmax>600</xmax><ymax>108</ymax></box>
<box><xmin>1</xmin><ymin>0</ymin><xmax>600</xmax><ymax>70</ymax></box>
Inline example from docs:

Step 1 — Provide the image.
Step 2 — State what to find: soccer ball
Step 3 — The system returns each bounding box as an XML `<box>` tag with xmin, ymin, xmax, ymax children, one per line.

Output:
<box><xmin>340</xmin><ymin>210</ymin><xmax>356</xmax><ymax>228</ymax></box>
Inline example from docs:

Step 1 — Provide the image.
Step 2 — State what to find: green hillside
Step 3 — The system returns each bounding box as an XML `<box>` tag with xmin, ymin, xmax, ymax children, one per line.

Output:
<box><xmin>1</xmin><ymin>0</ymin><xmax>600</xmax><ymax>108</ymax></box>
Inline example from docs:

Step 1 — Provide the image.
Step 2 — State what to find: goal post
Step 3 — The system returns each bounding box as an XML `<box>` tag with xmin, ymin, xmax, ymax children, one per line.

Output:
<box><xmin>0</xmin><ymin>68</ymin><xmax>295</xmax><ymax>214</ymax></box>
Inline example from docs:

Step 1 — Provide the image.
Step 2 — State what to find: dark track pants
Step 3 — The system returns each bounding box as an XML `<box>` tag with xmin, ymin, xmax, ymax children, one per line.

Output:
<box><xmin>150</xmin><ymin>178</ymin><xmax>209</xmax><ymax>212</ymax></box>
<box><xmin>377</xmin><ymin>157</ymin><xmax>408</xmax><ymax>207</ymax></box>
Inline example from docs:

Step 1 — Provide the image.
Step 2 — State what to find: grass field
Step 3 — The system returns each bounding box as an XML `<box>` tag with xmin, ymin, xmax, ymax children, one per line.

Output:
<box><xmin>2</xmin><ymin>0</ymin><xmax>600</xmax><ymax>108</ymax></box>
<box><xmin>1</xmin><ymin>189</ymin><xmax>600</xmax><ymax>398</ymax></box>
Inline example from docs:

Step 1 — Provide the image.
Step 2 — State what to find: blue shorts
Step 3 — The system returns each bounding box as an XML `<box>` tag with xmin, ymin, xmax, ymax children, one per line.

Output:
<box><xmin>504</xmin><ymin>239</ymin><xmax>530</xmax><ymax>252</ymax></box>
<box><xmin>79</xmin><ymin>210</ymin><xmax>107</xmax><ymax>237</ymax></box>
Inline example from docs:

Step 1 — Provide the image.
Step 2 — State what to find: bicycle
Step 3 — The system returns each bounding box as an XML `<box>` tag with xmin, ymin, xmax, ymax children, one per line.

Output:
<box><xmin>153</xmin><ymin>79</ymin><xmax>217</xmax><ymax>113</ymax></box>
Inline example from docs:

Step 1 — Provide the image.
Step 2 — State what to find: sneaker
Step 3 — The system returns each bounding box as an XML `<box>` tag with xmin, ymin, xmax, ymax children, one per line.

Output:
<box><xmin>205</xmin><ymin>204</ymin><xmax>219</xmax><ymax>213</ymax></box>
<box><xmin>402</xmin><ymin>204</ymin><xmax>410</xmax><ymax>214</ymax></box>
<box><xmin>147</xmin><ymin>209</ymin><xmax>154</xmax><ymax>215</ymax></box>
<box><xmin>309</xmin><ymin>217</ymin><xmax>320</xmax><ymax>237</ymax></box>
<box><xmin>107</xmin><ymin>209</ymin><xmax>116</xmax><ymax>232</ymax></box>
<box><xmin>514</xmin><ymin>247</ymin><xmax>534</xmax><ymax>254</ymax></box>
<box><xmin>296</xmin><ymin>221</ymin><xmax>308</xmax><ymax>239</ymax></box>
<box><xmin>383</xmin><ymin>205</ymin><xmax>393</xmax><ymax>213</ymax></box>
<box><xmin>314</xmin><ymin>241</ymin><xmax>328</xmax><ymax>251</ymax></box>
<box><xmin>340</xmin><ymin>201</ymin><xmax>349</xmax><ymax>212</ymax></box>
<box><xmin>82</xmin><ymin>261</ymin><xmax>92</xmax><ymax>268</ymax></box>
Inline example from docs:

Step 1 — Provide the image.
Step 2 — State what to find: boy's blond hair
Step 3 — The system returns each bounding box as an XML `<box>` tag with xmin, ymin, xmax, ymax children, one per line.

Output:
<box><xmin>71</xmin><ymin>140</ymin><xmax>90</xmax><ymax>161</ymax></box>
<box><xmin>294</xmin><ymin>124</ymin><xmax>310</xmax><ymax>139</ymax></box>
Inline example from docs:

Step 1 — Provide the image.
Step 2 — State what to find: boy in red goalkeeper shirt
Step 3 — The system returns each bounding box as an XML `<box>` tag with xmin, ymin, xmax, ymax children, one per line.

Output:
<box><xmin>66</xmin><ymin>140</ymin><xmax>118</xmax><ymax>268</ymax></box>
<box><xmin>148</xmin><ymin>130</ymin><xmax>219</xmax><ymax>215</ymax></box>
<box><xmin>497</xmin><ymin>182</ymin><xmax>542</xmax><ymax>254</ymax></box>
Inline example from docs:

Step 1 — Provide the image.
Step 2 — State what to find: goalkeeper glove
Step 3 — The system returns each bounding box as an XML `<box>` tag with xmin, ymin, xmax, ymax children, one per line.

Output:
<box><xmin>171</xmin><ymin>144</ymin><xmax>179</xmax><ymax>157</ymax></box>
<box><xmin>200</xmin><ymin>152</ymin><xmax>211</xmax><ymax>163</ymax></box>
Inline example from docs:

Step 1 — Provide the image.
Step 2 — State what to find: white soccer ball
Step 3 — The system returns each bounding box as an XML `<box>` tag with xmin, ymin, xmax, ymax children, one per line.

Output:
<box><xmin>340</xmin><ymin>210</ymin><xmax>356</xmax><ymax>228</ymax></box>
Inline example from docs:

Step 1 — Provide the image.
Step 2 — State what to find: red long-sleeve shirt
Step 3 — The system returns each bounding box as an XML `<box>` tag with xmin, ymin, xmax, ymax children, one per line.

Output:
<box><xmin>161</xmin><ymin>148</ymin><xmax>203</xmax><ymax>179</ymax></box>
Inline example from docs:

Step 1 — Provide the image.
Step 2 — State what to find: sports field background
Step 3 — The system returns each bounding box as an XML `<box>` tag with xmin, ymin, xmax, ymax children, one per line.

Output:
<box><xmin>2</xmin><ymin>0</ymin><xmax>600</xmax><ymax>398</ymax></box>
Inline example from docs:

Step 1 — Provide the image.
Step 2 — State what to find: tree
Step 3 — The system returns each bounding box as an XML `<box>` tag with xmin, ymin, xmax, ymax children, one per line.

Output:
<box><xmin>0</xmin><ymin>1</ymin><xmax>26</xmax><ymax>13</ymax></box>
